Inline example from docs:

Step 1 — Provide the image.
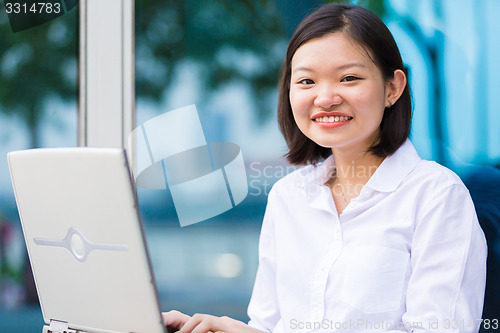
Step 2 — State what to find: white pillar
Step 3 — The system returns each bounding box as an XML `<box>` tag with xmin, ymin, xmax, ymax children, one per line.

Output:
<box><xmin>79</xmin><ymin>0</ymin><xmax>135</xmax><ymax>147</ymax></box>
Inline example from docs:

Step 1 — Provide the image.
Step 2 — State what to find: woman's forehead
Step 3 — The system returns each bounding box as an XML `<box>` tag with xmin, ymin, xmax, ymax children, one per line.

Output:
<box><xmin>291</xmin><ymin>33</ymin><xmax>376</xmax><ymax>72</ymax></box>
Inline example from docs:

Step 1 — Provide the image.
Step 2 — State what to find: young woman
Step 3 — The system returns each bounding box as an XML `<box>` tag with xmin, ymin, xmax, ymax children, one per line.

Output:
<box><xmin>164</xmin><ymin>4</ymin><xmax>487</xmax><ymax>333</ymax></box>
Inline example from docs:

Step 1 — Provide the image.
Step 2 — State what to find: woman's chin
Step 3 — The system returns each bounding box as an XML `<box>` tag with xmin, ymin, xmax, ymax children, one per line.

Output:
<box><xmin>311</xmin><ymin>137</ymin><xmax>346</xmax><ymax>150</ymax></box>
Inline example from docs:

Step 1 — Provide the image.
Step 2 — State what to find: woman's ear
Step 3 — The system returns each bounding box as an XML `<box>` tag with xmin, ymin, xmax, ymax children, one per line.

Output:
<box><xmin>385</xmin><ymin>69</ymin><xmax>407</xmax><ymax>107</ymax></box>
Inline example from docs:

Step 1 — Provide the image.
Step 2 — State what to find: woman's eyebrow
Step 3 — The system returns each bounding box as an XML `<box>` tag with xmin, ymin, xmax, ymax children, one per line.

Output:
<box><xmin>335</xmin><ymin>62</ymin><xmax>367</xmax><ymax>70</ymax></box>
<box><xmin>292</xmin><ymin>62</ymin><xmax>366</xmax><ymax>75</ymax></box>
<box><xmin>291</xmin><ymin>66</ymin><xmax>314</xmax><ymax>75</ymax></box>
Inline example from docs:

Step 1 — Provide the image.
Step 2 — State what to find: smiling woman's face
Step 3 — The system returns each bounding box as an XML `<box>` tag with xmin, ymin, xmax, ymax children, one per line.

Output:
<box><xmin>289</xmin><ymin>32</ymin><xmax>392</xmax><ymax>153</ymax></box>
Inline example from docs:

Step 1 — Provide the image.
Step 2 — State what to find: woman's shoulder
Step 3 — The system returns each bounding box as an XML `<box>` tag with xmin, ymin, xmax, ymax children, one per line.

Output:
<box><xmin>385</xmin><ymin>140</ymin><xmax>466</xmax><ymax>193</ymax></box>
<box><xmin>410</xmin><ymin>158</ymin><xmax>468</xmax><ymax>193</ymax></box>
<box><xmin>267</xmin><ymin>165</ymin><xmax>308</xmax><ymax>199</ymax></box>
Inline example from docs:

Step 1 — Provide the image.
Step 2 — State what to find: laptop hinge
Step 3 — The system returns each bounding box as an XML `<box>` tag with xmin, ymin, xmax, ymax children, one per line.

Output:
<box><xmin>42</xmin><ymin>320</ymin><xmax>87</xmax><ymax>333</ymax></box>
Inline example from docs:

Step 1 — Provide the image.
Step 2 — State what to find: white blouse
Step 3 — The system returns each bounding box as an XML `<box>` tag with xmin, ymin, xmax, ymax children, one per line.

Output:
<box><xmin>247</xmin><ymin>140</ymin><xmax>487</xmax><ymax>333</ymax></box>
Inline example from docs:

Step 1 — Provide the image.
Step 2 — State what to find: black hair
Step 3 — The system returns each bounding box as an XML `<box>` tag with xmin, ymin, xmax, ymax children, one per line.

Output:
<box><xmin>278</xmin><ymin>3</ymin><xmax>411</xmax><ymax>165</ymax></box>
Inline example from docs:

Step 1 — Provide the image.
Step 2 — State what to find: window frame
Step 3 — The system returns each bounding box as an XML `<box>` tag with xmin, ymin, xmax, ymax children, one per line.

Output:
<box><xmin>78</xmin><ymin>0</ymin><xmax>135</xmax><ymax>148</ymax></box>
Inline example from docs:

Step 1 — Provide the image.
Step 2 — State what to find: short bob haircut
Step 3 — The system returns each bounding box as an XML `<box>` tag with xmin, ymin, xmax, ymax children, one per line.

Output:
<box><xmin>278</xmin><ymin>4</ymin><xmax>412</xmax><ymax>165</ymax></box>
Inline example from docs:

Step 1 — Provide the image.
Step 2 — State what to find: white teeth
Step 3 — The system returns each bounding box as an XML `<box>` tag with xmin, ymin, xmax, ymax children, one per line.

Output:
<box><xmin>315</xmin><ymin>115</ymin><xmax>352</xmax><ymax>123</ymax></box>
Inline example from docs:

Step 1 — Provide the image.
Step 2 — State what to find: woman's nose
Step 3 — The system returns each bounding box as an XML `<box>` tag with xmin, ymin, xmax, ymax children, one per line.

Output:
<box><xmin>314</xmin><ymin>89</ymin><xmax>343</xmax><ymax>110</ymax></box>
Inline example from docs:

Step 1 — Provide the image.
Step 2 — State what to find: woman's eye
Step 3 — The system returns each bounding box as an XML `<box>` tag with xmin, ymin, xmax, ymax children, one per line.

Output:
<box><xmin>341</xmin><ymin>76</ymin><xmax>359</xmax><ymax>82</ymax></box>
<box><xmin>298</xmin><ymin>78</ymin><xmax>314</xmax><ymax>85</ymax></box>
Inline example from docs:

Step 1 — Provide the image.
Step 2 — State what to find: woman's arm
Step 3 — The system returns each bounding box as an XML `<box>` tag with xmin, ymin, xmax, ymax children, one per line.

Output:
<box><xmin>401</xmin><ymin>183</ymin><xmax>487</xmax><ymax>332</ymax></box>
<box><xmin>173</xmin><ymin>313</ymin><xmax>265</xmax><ymax>333</ymax></box>
<box><xmin>163</xmin><ymin>311</ymin><xmax>266</xmax><ymax>333</ymax></box>
<box><xmin>247</xmin><ymin>188</ymin><xmax>281</xmax><ymax>331</ymax></box>
<box><xmin>162</xmin><ymin>191</ymin><xmax>281</xmax><ymax>333</ymax></box>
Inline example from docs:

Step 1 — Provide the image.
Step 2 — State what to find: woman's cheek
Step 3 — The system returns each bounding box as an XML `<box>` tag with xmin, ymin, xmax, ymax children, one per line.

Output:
<box><xmin>290</xmin><ymin>89</ymin><xmax>310</xmax><ymax>115</ymax></box>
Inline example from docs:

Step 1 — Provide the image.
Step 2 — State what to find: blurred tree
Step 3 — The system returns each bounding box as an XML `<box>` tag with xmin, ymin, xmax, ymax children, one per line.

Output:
<box><xmin>0</xmin><ymin>5</ymin><xmax>78</xmax><ymax>148</ymax></box>
<box><xmin>0</xmin><ymin>0</ymin><xmax>386</xmax><ymax>148</ymax></box>
<box><xmin>136</xmin><ymin>0</ymin><xmax>386</xmax><ymax>123</ymax></box>
<box><xmin>325</xmin><ymin>0</ymin><xmax>386</xmax><ymax>19</ymax></box>
<box><xmin>135</xmin><ymin>0</ymin><xmax>286</xmax><ymax>123</ymax></box>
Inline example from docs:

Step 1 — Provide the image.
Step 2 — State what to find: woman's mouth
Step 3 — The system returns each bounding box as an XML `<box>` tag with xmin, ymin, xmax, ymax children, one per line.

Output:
<box><xmin>313</xmin><ymin>115</ymin><xmax>353</xmax><ymax>123</ymax></box>
<box><xmin>312</xmin><ymin>114</ymin><xmax>353</xmax><ymax>129</ymax></box>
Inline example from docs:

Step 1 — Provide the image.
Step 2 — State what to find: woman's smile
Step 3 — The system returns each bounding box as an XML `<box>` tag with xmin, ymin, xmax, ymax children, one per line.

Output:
<box><xmin>312</xmin><ymin>112</ymin><xmax>353</xmax><ymax>128</ymax></box>
<box><xmin>289</xmin><ymin>32</ymin><xmax>390</xmax><ymax>151</ymax></box>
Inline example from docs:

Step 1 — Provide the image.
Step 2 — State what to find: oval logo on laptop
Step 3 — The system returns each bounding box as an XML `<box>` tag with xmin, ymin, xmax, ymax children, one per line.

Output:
<box><xmin>34</xmin><ymin>227</ymin><xmax>128</xmax><ymax>262</ymax></box>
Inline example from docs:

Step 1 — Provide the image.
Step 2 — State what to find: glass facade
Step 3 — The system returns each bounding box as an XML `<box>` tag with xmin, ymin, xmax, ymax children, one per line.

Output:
<box><xmin>134</xmin><ymin>0</ymin><xmax>288</xmax><ymax>320</ymax></box>
<box><xmin>0</xmin><ymin>2</ymin><xmax>78</xmax><ymax>331</ymax></box>
<box><xmin>0</xmin><ymin>0</ymin><xmax>499</xmax><ymax>331</ymax></box>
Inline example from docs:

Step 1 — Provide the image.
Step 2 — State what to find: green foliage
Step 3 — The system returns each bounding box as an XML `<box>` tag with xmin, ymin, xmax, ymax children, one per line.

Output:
<box><xmin>325</xmin><ymin>0</ymin><xmax>386</xmax><ymax>18</ymax></box>
<box><xmin>135</xmin><ymin>0</ymin><xmax>287</xmax><ymax>122</ymax></box>
<box><xmin>136</xmin><ymin>0</ymin><xmax>388</xmax><ymax>122</ymax></box>
<box><xmin>0</xmin><ymin>5</ymin><xmax>77</xmax><ymax>147</ymax></box>
<box><xmin>0</xmin><ymin>0</ymin><xmax>386</xmax><ymax>145</ymax></box>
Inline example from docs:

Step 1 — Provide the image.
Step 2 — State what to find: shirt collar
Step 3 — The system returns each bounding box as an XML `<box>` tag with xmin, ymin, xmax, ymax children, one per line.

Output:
<box><xmin>364</xmin><ymin>139</ymin><xmax>421</xmax><ymax>193</ymax></box>
<box><xmin>299</xmin><ymin>153</ymin><xmax>336</xmax><ymax>186</ymax></box>
<box><xmin>300</xmin><ymin>139</ymin><xmax>421</xmax><ymax>193</ymax></box>
<box><xmin>300</xmin><ymin>155</ymin><xmax>336</xmax><ymax>213</ymax></box>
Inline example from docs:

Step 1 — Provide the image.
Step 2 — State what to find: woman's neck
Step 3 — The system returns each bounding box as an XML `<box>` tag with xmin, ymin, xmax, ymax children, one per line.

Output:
<box><xmin>327</xmin><ymin>146</ymin><xmax>384</xmax><ymax>214</ymax></box>
<box><xmin>331</xmin><ymin>147</ymin><xmax>384</xmax><ymax>185</ymax></box>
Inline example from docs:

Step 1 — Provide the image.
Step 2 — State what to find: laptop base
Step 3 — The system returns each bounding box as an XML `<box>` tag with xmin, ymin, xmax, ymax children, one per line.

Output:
<box><xmin>42</xmin><ymin>319</ymin><xmax>83</xmax><ymax>333</ymax></box>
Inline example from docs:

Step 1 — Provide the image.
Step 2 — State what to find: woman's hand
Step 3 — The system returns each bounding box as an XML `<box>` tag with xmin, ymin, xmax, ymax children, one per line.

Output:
<box><xmin>164</xmin><ymin>311</ymin><xmax>264</xmax><ymax>333</ymax></box>
<box><xmin>162</xmin><ymin>310</ymin><xmax>192</xmax><ymax>333</ymax></box>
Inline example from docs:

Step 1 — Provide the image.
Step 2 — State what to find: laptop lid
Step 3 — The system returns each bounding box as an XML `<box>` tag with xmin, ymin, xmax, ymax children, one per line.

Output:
<box><xmin>8</xmin><ymin>148</ymin><xmax>166</xmax><ymax>333</ymax></box>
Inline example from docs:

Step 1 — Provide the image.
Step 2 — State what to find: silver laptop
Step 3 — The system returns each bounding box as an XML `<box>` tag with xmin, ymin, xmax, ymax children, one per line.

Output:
<box><xmin>8</xmin><ymin>148</ymin><xmax>166</xmax><ymax>333</ymax></box>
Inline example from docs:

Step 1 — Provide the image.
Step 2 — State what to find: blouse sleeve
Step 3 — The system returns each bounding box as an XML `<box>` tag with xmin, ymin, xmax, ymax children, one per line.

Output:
<box><xmin>247</xmin><ymin>189</ymin><xmax>281</xmax><ymax>332</ymax></box>
<box><xmin>402</xmin><ymin>183</ymin><xmax>487</xmax><ymax>332</ymax></box>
